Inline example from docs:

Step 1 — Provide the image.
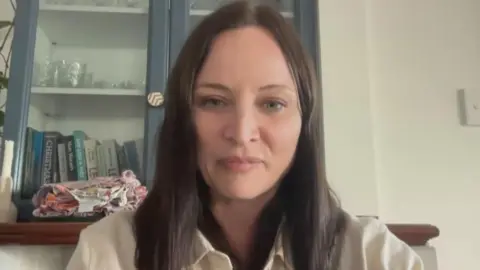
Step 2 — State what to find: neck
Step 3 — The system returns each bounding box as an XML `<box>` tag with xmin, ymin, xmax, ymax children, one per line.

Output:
<box><xmin>210</xmin><ymin>191</ymin><xmax>275</xmax><ymax>263</ymax></box>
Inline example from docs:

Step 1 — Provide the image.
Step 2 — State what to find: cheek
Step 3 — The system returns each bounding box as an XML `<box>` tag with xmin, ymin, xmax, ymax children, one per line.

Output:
<box><xmin>265</xmin><ymin>114</ymin><xmax>301</xmax><ymax>157</ymax></box>
<box><xmin>194</xmin><ymin>112</ymin><xmax>226</xmax><ymax>187</ymax></box>
<box><xmin>194</xmin><ymin>112</ymin><xmax>222</xmax><ymax>156</ymax></box>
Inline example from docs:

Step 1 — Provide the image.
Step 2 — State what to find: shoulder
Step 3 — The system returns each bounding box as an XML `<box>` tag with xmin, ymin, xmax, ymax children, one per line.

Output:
<box><xmin>66</xmin><ymin>211</ymin><xmax>137</xmax><ymax>270</ymax></box>
<box><xmin>79</xmin><ymin>210</ymin><xmax>136</xmax><ymax>251</ymax></box>
<box><xmin>81</xmin><ymin>210</ymin><xmax>135</xmax><ymax>238</ymax></box>
<box><xmin>343</xmin><ymin>213</ymin><xmax>392</xmax><ymax>242</ymax></box>
<box><xmin>340</xmin><ymin>212</ymin><xmax>424</xmax><ymax>270</ymax></box>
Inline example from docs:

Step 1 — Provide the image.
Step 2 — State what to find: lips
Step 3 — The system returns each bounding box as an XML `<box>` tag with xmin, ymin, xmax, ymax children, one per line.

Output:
<box><xmin>219</xmin><ymin>156</ymin><xmax>263</xmax><ymax>172</ymax></box>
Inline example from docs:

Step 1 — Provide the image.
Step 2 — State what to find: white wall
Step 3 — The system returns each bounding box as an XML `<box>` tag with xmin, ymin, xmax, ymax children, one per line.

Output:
<box><xmin>320</xmin><ymin>0</ymin><xmax>480</xmax><ymax>269</ymax></box>
<box><xmin>319</xmin><ymin>0</ymin><xmax>378</xmax><ymax>217</ymax></box>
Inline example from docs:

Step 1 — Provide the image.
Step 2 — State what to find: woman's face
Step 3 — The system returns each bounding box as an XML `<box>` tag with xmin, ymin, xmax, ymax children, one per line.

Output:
<box><xmin>193</xmin><ymin>26</ymin><xmax>301</xmax><ymax>201</ymax></box>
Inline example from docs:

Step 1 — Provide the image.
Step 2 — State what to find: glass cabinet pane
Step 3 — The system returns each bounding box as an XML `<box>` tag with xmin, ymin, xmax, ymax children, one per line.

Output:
<box><xmin>189</xmin><ymin>0</ymin><xmax>294</xmax><ymax>28</ymax></box>
<box><xmin>21</xmin><ymin>0</ymin><xmax>149</xmax><ymax>198</ymax></box>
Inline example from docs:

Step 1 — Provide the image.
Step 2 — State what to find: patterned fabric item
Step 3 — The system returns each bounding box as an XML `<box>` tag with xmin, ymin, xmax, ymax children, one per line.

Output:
<box><xmin>32</xmin><ymin>170</ymin><xmax>148</xmax><ymax>218</ymax></box>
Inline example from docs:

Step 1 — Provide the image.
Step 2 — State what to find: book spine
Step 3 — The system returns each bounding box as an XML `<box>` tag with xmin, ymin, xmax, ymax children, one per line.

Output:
<box><xmin>20</xmin><ymin>127</ymin><xmax>34</xmax><ymax>198</ymax></box>
<box><xmin>73</xmin><ymin>130</ymin><xmax>87</xmax><ymax>180</ymax></box>
<box><xmin>40</xmin><ymin>132</ymin><xmax>60</xmax><ymax>184</ymax></box>
<box><xmin>84</xmin><ymin>139</ymin><xmax>99</xmax><ymax>180</ymax></box>
<box><xmin>102</xmin><ymin>140</ymin><xmax>120</xmax><ymax>177</ymax></box>
<box><xmin>57</xmin><ymin>136</ymin><xmax>69</xmax><ymax>182</ymax></box>
<box><xmin>65</xmin><ymin>135</ymin><xmax>78</xmax><ymax>181</ymax></box>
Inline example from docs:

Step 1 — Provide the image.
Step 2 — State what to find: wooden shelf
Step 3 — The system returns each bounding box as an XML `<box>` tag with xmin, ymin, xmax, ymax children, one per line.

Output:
<box><xmin>0</xmin><ymin>221</ymin><xmax>439</xmax><ymax>246</ymax></box>
<box><xmin>387</xmin><ymin>223</ymin><xmax>440</xmax><ymax>246</ymax></box>
<box><xmin>0</xmin><ymin>222</ymin><xmax>89</xmax><ymax>245</ymax></box>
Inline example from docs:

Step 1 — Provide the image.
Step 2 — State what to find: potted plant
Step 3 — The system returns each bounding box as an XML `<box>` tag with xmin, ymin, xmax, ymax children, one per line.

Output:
<box><xmin>0</xmin><ymin>19</ymin><xmax>14</xmax><ymax>128</ymax></box>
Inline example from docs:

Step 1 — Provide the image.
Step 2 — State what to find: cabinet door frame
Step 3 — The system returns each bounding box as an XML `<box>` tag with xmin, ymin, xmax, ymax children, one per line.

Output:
<box><xmin>3</xmin><ymin>0</ymin><xmax>39</xmax><ymax>199</ymax></box>
<box><xmin>143</xmin><ymin>0</ymin><xmax>171</xmax><ymax>189</ymax></box>
<box><xmin>294</xmin><ymin>0</ymin><xmax>320</xmax><ymax>73</ymax></box>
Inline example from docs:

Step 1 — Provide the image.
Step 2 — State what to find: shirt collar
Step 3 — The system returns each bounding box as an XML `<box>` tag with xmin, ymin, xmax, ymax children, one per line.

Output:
<box><xmin>188</xmin><ymin>223</ymin><xmax>293</xmax><ymax>269</ymax></box>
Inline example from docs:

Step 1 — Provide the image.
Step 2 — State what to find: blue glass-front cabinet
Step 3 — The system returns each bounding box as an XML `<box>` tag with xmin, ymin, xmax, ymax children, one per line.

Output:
<box><xmin>4</xmin><ymin>0</ymin><xmax>318</xmax><ymax>220</ymax></box>
<box><xmin>4</xmin><ymin>0</ymin><xmax>169</xmax><ymax>220</ymax></box>
<box><xmin>171</xmin><ymin>0</ymin><xmax>319</xmax><ymax>68</ymax></box>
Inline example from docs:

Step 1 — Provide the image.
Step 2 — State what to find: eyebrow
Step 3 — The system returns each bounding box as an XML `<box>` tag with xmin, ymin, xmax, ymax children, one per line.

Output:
<box><xmin>259</xmin><ymin>84</ymin><xmax>294</xmax><ymax>92</ymax></box>
<box><xmin>196</xmin><ymin>82</ymin><xmax>230</xmax><ymax>91</ymax></box>
<box><xmin>195</xmin><ymin>82</ymin><xmax>294</xmax><ymax>92</ymax></box>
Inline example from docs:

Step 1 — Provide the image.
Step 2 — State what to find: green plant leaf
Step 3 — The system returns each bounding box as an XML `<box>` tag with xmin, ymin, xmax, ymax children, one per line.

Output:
<box><xmin>0</xmin><ymin>73</ymin><xmax>7</xmax><ymax>90</ymax></box>
<box><xmin>0</xmin><ymin>110</ymin><xmax>4</xmax><ymax>127</ymax></box>
<box><xmin>0</xmin><ymin>21</ymin><xmax>12</xmax><ymax>30</ymax></box>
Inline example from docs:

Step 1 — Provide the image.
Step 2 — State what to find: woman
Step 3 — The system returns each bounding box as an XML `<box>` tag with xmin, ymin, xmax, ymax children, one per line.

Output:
<box><xmin>67</xmin><ymin>1</ymin><xmax>423</xmax><ymax>270</ymax></box>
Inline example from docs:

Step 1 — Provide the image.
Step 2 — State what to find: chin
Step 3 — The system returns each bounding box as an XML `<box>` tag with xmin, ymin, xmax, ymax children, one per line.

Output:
<box><xmin>222</xmin><ymin>190</ymin><xmax>265</xmax><ymax>201</ymax></box>
<box><xmin>215</xmin><ymin>181</ymin><xmax>277</xmax><ymax>201</ymax></box>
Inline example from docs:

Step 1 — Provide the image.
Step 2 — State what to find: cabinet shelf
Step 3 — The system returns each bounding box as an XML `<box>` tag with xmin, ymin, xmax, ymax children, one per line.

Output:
<box><xmin>190</xmin><ymin>9</ymin><xmax>294</xmax><ymax>18</ymax></box>
<box><xmin>29</xmin><ymin>87</ymin><xmax>145</xmax><ymax>120</ymax></box>
<box><xmin>31</xmin><ymin>87</ymin><xmax>144</xmax><ymax>97</ymax></box>
<box><xmin>0</xmin><ymin>221</ymin><xmax>439</xmax><ymax>246</ymax></box>
<box><xmin>35</xmin><ymin>4</ymin><xmax>293</xmax><ymax>49</ymax></box>
<box><xmin>38</xmin><ymin>3</ymin><xmax>148</xmax><ymax>48</ymax></box>
<box><xmin>39</xmin><ymin>3</ymin><xmax>147</xmax><ymax>14</ymax></box>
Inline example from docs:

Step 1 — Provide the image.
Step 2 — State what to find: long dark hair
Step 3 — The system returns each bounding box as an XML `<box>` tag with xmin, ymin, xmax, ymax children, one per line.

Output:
<box><xmin>134</xmin><ymin>1</ymin><xmax>347</xmax><ymax>269</ymax></box>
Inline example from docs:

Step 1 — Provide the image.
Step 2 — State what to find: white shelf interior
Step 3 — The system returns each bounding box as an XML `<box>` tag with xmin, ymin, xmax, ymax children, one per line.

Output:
<box><xmin>30</xmin><ymin>1</ymin><xmax>149</xmax><ymax>143</ymax></box>
<box><xmin>189</xmin><ymin>9</ymin><xmax>294</xmax><ymax>29</ymax></box>
<box><xmin>29</xmin><ymin>93</ymin><xmax>145</xmax><ymax>144</ymax></box>
<box><xmin>38</xmin><ymin>3</ymin><xmax>148</xmax><ymax>48</ymax></box>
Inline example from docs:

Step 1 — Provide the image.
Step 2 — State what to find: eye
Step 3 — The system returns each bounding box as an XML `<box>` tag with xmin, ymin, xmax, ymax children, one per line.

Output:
<box><xmin>263</xmin><ymin>100</ymin><xmax>286</xmax><ymax>112</ymax></box>
<box><xmin>199</xmin><ymin>97</ymin><xmax>227</xmax><ymax>108</ymax></box>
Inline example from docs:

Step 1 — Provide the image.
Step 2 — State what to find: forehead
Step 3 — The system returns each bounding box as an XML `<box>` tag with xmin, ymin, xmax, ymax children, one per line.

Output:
<box><xmin>196</xmin><ymin>26</ymin><xmax>293</xmax><ymax>86</ymax></box>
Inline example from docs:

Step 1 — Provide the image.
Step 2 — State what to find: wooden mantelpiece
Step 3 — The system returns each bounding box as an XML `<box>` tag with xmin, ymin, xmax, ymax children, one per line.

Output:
<box><xmin>387</xmin><ymin>224</ymin><xmax>439</xmax><ymax>246</ymax></box>
<box><xmin>0</xmin><ymin>222</ymin><xmax>439</xmax><ymax>246</ymax></box>
<box><xmin>0</xmin><ymin>222</ymin><xmax>88</xmax><ymax>245</ymax></box>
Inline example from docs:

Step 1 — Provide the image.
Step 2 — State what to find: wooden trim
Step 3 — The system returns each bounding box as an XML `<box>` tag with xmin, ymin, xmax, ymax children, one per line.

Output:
<box><xmin>0</xmin><ymin>222</ymin><xmax>88</xmax><ymax>245</ymax></box>
<box><xmin>388</xmin><ymin>223</ymin><xmax>440</xmax><ymax>246</ymax></box>
<box><xmin>0</xmin><ymin>222</ymin><xmax>439</xmax><ymax>246</ymax></box>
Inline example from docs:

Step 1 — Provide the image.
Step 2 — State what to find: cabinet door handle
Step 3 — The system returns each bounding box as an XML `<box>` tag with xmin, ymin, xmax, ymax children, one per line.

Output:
<box><xmin>147</xmin><ymin>92</ymin><xmax>165</xmax><ymax>107</ymax></box>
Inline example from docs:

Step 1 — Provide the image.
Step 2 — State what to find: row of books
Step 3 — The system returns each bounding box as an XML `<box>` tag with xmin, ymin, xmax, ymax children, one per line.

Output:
<box><xmin>20</xmin><ymin>128</ymin><xmax>144</xmax><ymax>199</ymax></box>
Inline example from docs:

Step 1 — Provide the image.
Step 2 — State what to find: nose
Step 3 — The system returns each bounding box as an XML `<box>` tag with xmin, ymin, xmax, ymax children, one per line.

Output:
<box><xmin>223</xmin><ymin>107</ymin><xmax>260</xmax><ymax>145</ymax></box>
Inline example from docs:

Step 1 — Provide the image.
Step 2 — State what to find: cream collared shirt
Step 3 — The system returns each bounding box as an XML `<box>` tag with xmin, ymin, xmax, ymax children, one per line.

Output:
<box><xmin>66</xmin><ymin>211</ymin><xmax>424</xmax><ymax>270</ymax></box>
